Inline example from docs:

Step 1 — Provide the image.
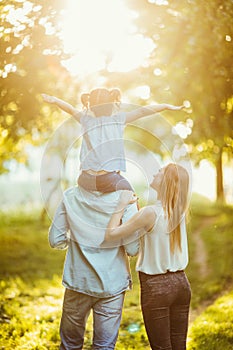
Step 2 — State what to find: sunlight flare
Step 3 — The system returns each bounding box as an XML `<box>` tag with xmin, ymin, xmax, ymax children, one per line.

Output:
<box><xmin>60</xmin><ymin>0</ymin><xmax>155</xmax><ymax>75</ymax></box>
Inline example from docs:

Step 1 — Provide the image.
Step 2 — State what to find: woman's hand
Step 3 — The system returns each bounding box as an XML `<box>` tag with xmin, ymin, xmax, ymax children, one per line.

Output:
<box><xmin>103</xmin><ymin>191</ymin><xmax>139</xmax><ymax>244</ymax></box>
<box><xmin>119</xmin><ymin>190</ymin><xmax>137</xmax><ymax>205</ymax></box>
<box><xmin>111</xmin><ymin>191</ymin><xmax>137</xmax><ymax>217</ymax></box>
<box><xmin>41</xmin><ymin>93</ymin><xmax>56</xmax><ymax>104</ymax></box>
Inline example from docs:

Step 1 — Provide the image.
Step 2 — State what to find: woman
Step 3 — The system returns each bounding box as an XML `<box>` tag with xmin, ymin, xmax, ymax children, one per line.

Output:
<box><xmin>104</xmin><ymin>163</ymin><xmax>191</xmax><ymax>350</ymax></box>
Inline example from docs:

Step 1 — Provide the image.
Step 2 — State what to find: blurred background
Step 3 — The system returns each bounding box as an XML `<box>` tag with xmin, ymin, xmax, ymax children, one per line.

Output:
<box><xmin>1</xmin><ymin>0</ymin><xmax>232</xmax><ymax>215</ymax></box>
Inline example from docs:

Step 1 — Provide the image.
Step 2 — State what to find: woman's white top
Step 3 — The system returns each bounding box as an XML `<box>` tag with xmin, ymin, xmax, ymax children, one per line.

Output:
<box><xmin>136</xmin><ymin>201</ymin><xmax>189</xmax><ymax>274</ymax></box>
<box><xmin>80</xmin><ymin>112</ymin><xmax>126</xmax><ymax>172</ymax></box>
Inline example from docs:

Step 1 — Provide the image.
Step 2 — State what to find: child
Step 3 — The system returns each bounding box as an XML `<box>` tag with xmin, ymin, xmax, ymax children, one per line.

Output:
<box><xmin>42</xmin><ymin>88</ymin><xmax>183</xmax><ymax>193</ymax></box>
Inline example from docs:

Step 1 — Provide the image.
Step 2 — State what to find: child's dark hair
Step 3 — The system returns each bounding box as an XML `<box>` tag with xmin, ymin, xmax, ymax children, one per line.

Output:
<box><xmin>81</xmin><ymin>88</ymin><xmax>121</xmax><ymax>111</ymax></box>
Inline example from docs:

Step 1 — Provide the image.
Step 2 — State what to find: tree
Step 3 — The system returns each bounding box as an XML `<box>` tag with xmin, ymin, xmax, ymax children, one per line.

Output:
<box><xmin>0</xmin><ymin>0</ymin><xmax>73</xmax><ymax>173</ymax></box>
<box><xmin>125</xmin><ymin>0</ymin><xmax>233</xmax><ymax>202</ymax></box>
<box><xmin>180</xmin><ymin>1</ymin><xmax>233</xmax><ymax>202</ymax></box>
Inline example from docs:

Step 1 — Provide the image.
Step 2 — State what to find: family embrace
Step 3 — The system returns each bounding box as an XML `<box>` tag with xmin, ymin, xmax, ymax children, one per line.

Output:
<box><xmin>43</xmin><ymin>88</ymin><xmax>191</xmax><ymax>350</ymax></box>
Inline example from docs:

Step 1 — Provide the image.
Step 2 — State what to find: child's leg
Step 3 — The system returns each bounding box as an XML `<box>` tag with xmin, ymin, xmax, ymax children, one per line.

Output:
<box><xmin>97</xmin><ymin>172</ymin><xmax>134</xmax><ymax>192</ymax></box>
<box><xmin>77</xmin><ymin>171</ymin><xmax>99</xmax><ymax>191</ymax></box>
<box><xmin>78</xmin><ymin>171</ymin><xmax>134</xmax><ymax>193</ymax></box>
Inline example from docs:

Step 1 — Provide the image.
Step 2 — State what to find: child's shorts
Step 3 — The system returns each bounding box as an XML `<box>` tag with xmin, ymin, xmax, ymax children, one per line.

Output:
<box><xmin>78</xmin><ymin>171</ymin><xmax>134</xmax><ymax>193</ymax></box>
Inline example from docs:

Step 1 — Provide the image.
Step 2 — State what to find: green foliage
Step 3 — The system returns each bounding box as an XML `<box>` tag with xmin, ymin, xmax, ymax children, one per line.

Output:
<box><xmin>126</xmin><ymin>0</ymin><xmax>233</xmax><ymax>147</ymax></box>
<box><xmin>124</xmin><ymin>0</ymin><xmax>233</xmax><ymax>201</ymax></box>
<box><xmin>0</xmin><ymin>0</ymin><xmax>73</xmax><ymax>173</ymax></box>
<box><xmin>188</xmin><ymin>291</ymin><xmax>233</xmax><ymax>350</ymax></box>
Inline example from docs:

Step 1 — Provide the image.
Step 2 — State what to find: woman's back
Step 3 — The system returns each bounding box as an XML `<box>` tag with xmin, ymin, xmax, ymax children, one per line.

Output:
<box><xmin>136</xmin><ymin>201</ymin><xmax>189</xmax><ymax>275</ymax></box>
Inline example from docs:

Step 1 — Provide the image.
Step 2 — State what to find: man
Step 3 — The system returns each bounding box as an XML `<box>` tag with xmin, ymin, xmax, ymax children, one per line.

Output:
<box><xmin>49</xmin><ymin>185</ymin><xmax>139</xmax><ymax>350</ymax></box>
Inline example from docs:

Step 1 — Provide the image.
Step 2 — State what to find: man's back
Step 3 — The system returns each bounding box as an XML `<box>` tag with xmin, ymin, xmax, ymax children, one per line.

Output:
<box><xmin>49</xmin><ymin>186</ymin><xmax>139</xmax><ymax>296</ymax></box>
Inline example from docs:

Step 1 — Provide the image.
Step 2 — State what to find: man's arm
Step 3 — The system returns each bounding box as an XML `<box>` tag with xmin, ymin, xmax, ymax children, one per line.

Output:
<box><xmin>42</xmin><ymin>94</ymin><xmax>82</xmax><ymax>122</ymax></box>
<box><xmin>49</xmin><ymin>201</ymin><xmax>70</xmax><ymax>249</ymax></box>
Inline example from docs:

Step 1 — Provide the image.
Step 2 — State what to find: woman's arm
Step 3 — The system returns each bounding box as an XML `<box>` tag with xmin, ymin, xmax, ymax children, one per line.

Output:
<box><xmin>42</xmin><ymin>94</ymin><xmax>82</xmax><ymax>122</ymax></box>
<box><xmin>105</xmin><ymin>191</ymin><xmax>156</xmax><ymax>241</ymax></box>
<box><xmin>125</xmin><ymin>103</ymin><xmax>184</xmax><ymax>123</ymax></box>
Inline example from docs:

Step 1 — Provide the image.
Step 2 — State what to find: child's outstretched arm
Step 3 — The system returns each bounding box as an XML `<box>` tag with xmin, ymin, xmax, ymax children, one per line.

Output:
<box><xmin>42</xmin><ymin>94</ymin><xmax>82</xmax><ymax>122</ymax></box>
<box><xmin>125</xmin><ymin>103</ymin><xmax>184</xmax><ymax>123</ymax></box>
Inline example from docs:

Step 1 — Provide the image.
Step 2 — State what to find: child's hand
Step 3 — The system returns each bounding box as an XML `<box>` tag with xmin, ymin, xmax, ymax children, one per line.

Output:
<box><xmin>41</xmin><ymin>93</ymin><xmax>55</xmax><ymax>104</ymax></box>
<box><xmin>166</xmin><ymin>104</ymin><xmax>184</xmax><ymax>111</ymax></box>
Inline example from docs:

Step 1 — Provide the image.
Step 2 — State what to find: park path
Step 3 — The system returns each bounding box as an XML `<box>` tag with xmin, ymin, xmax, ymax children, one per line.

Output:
<box><xmin>191</xmin><ymin>216</ymin><xmax>215</xmax><ymax>278</ymax></box>
<box><xmin>189</xmin><ymin>216</ymin><xmax>216</xmax><ymax>323</ymax></box>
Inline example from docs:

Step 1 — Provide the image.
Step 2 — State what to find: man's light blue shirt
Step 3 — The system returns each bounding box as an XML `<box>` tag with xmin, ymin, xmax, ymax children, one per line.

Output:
<box><xmin>49</xmin><ymin>186</ymin><xmax>139</xmax><ymax>297</ymax></box>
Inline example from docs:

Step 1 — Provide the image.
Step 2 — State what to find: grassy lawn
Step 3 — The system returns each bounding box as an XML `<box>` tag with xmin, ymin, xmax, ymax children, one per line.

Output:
<box><xmin>188</xmin><ymin>291</ymin><xmax>233</xmax><ymax>350</ymax></box>
<box><xmin>187</xmin><ymin>197</ymin><xmax>233</xmax><ymax>307</ymax></box>
<box><xmin>0</xmin><ymin>212</ymin><xmax>64</xmax><ymax>349</ymax></box>
<box><xmin>0</xmin><ymin>199</ymin><xmax>232</xmax><ymax>349</ymax></box>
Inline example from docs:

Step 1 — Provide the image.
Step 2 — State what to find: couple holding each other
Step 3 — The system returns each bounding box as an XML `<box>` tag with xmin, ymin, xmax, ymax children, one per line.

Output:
<box><xmin>44</xmin><ymin>87</ymin><xmax>191</xmax><ymax>350</ymax></box>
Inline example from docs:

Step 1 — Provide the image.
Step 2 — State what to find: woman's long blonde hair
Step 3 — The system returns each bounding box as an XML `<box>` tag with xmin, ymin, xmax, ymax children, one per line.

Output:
<box><xmin>159</xmin><ymin>164</ymin><xmax>189</xmax><ymax>253</ymax></box>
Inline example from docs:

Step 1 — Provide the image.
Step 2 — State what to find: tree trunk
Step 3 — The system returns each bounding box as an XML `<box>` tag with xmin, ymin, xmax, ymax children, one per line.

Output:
<box><xmin>216</xmin><ymin>147</ymin><xmax>225</xmax><ymax>203</ymax></box>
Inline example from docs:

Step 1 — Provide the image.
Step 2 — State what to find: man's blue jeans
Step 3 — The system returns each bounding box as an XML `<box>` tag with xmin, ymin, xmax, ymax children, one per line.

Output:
<box><xmin>139</xmin><ymin>271</ymin><xmax>191</xmax><ymax>350</ymax></box>
<box><xmin>59</xmin><ymin>288</ymin><xmax>125</xmax><ymax>350</ymax></box>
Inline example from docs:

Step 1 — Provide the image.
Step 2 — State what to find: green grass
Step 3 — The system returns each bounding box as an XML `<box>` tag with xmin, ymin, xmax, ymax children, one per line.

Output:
<box><xmin>188</xmin><ymin>291</ymin><xmax>233</xmax><ymax>350</ymax></box>
<box><xmin>0</xmin><ymin>201</ymin><xmax>232</xmax><ymax>349</ymax></box>
<box><xmin>0</xmin><ymin>210</ymin><xmax>64</xmax><ymax>349</ymax></box>
<box><xmin>186</xmin><ymin>197</ymin><xmax>233</xmax><ymax>307</ymax></box>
